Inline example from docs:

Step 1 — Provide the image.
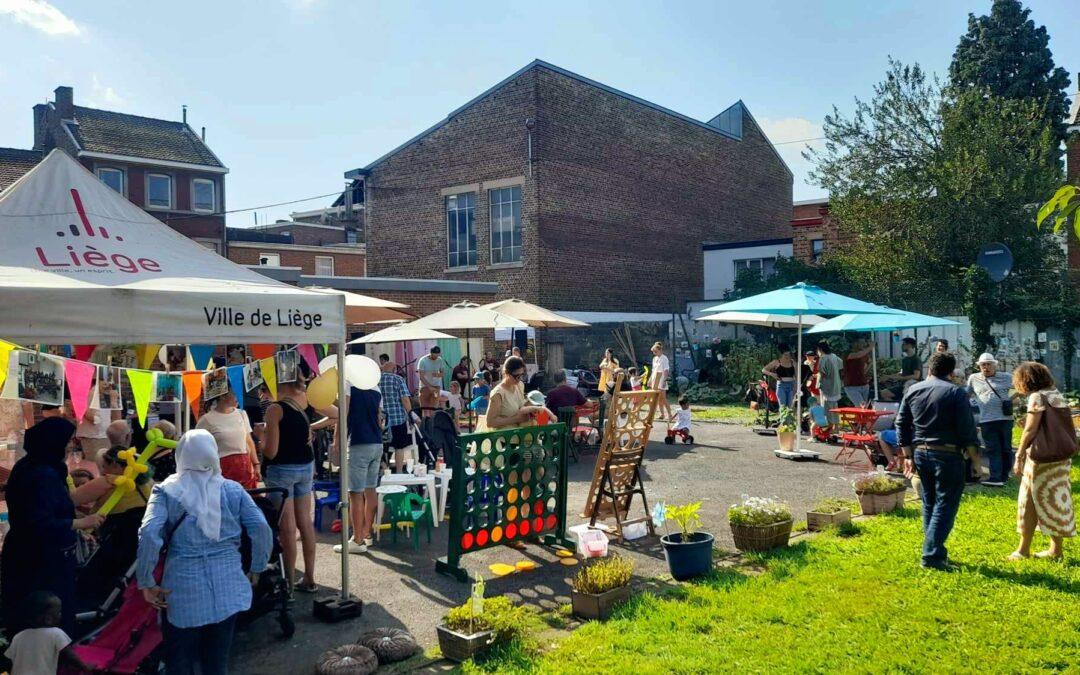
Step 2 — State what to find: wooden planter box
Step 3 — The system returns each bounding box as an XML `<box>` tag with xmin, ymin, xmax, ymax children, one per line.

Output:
<box><xmin>806</xmin><ymin>508</ymin><xmax>851</xmax><ymax>532</ymax></box>
<box><xmin>856</xmin><ymin>489</ymin><xmax>905</xmax><ymax>515</ymax></box>
<box><xmin>571</xmin><ymin>585</ymin><xmax>632</xmax><ymax>621</ymax></box>
<box><xmin>730</xmin><ymin>519</ymin><xmax>793</xmax><ymax>552</ymax></box>
<box><xmin>777</xmin><ymin>431</ymin><xmax>796</xmax><ymax>452</ymax></box>
<box><xmin>436</xmin><ymin>624</ymin><xmax>497</xmax><ymax>663</ymax></box>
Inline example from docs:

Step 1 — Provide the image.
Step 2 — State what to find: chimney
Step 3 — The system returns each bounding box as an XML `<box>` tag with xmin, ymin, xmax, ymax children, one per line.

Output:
<box><xmin>54</xmin><ymin>86</ymin><xmax>73</xmax><ymax>118</ymax></box>
<box><xmin>182</xmin><ymin>104</ymin><xmax>187</xmax><ymax>124</ymax></box>
<box><xmin>201</xmin><ymin>126</ymin><xmax>206</xmax><ymax>142</ymax></box>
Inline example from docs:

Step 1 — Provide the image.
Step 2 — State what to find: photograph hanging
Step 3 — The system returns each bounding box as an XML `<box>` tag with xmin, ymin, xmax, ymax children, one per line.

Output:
<box><xmin>92</xmin><ymin>366</ymin><xmax>123</xmax><ymax>410</ymax></box>
<box><xmin>226</xmin><ymin>344</ymin><xmax>247</xmax><ymax>366</ymax></box>
<box><xmin>16</xmin><ymin>351</ymin><xmax>65</xmax><ymax>406</ymax></box>
<box><xmin>277</xmin><ymin>350</ymin><xmax>298</xmax><ymax>384</ymax></box>
<box><xmin>203</xmin><ymin>368</ymin><xmax>229</xmax><ymax>401</ymax></box>
<box><xmin>154</xmin><ymin>373</ymin><xmax>182</xmax><ymax>403</ymax></box>
<box><xmin>164</xmin><ymin>345</ymin><xmax>187</xmax><ymax>372</ymax></box>
<box><xmin>243</xmin><ymin>360</ymin><xmax>264</xmax><ymax>392</ymax></box>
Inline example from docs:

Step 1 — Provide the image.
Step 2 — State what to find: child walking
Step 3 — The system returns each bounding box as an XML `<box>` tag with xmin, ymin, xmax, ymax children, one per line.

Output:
<box><xmin>5</xmin><ymin>591</ymin><xmax>93</xmax><ymax>674</ymax></box>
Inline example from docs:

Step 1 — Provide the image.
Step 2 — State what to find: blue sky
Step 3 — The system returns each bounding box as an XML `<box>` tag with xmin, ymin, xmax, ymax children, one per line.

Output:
<box><xmin>1</xmin><ymin>0</ymin><xmax>1077</xmax><ymax>225</ymax></box>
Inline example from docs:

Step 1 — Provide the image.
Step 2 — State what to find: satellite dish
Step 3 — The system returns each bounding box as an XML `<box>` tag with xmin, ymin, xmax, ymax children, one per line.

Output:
<box><xmin>976</xmin><ymin>243</ymin><xmax>1013</xmax><ymax>283</ymax></box>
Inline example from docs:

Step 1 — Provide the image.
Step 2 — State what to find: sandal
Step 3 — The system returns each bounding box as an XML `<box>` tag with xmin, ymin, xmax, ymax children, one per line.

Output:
<box><xmin>1005</xmin><ymin>551</ymin><xmax>1029</xmax><ymax>561</ymax></box>
<box><xmin>1034</xmin><ymin>550</ymin><xmax>1063</xmax><ymax>560</ymax></box>
<box><xmin>294</xmin><ymin>581</ymin><xmax>318</xmax><ymax>593</ymax></box>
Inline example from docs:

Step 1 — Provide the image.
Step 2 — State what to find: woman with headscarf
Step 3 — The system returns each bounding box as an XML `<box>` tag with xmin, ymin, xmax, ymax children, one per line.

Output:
<box><xmin>136</xmin><ymin>430</ymin><xmax>271</xmax><ymax>674</ymax></box>
<box><xmin>1</xmin><ymin>417</ymin><xmax>103</xmax><ymax>637</ymax></box>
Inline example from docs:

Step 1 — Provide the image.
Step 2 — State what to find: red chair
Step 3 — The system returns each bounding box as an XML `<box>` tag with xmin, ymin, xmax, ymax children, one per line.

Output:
<box><xmin>836</xmin><ymin>432</ymin><xmax>876</xmax><ymax>467</ymax></box>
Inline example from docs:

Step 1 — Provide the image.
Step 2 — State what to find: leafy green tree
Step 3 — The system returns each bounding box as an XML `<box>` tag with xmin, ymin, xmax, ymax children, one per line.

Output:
<box><xmin>949</xmin><ymin>0</ymin><xmax>1071</xmax><ymax>150</ymax></box>
<box><xmin>1037</xmin><ymin>185</ymin><xmax>1080</xmax><ymax>238</ymax></box>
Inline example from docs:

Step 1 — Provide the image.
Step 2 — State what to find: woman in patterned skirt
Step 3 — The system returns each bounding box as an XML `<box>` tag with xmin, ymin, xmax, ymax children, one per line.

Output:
<box><xmin>1009</xmin><ymin>362</ymin><xmax>1076</xmax><ymax>561</ymax></box>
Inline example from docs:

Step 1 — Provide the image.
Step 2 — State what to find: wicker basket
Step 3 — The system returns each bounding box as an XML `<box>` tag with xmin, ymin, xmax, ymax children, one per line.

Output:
<box><xmin>730</xmin><ymin>519</ymin><xmax>793</xmax><ymax>552</ymax></box>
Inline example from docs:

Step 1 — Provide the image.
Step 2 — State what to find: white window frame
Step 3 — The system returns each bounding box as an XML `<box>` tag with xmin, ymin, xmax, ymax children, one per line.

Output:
<box><xmin>96</xmin><ymin>166</ymin><xmax>125</xmax><ymax>196</ymax></box>
<box><xmin>191</xmin><ymin>178</ymin><xmax>216</xmax><ymax>213</ymax></box>
<box><xmin>259</xmin><ymin>252</ymin><xmax>280</xmax><ymax>266</ymax></box>
<box><xmin>446</xmin><ymin>192</ymin><xmax>477</xmax><ymax>269</ymax></box>
<box><xmin>314</xmin><ymin>255</ymin><xmax>334</xmax><ymax>277</ymax></box>
<box><xmin>489</xmin><ymin>185</ymin><xmax>522</xmax><ymax>264</ymax></box>
<box><xmin>811</xmin><ymin>239</ymin><xmax>825</xmax><ymax>261</ymax></box>
<box><xmin>146</xmin><ymin>173</ymin><xmax>173</xmax><ymax>210</ymax></box>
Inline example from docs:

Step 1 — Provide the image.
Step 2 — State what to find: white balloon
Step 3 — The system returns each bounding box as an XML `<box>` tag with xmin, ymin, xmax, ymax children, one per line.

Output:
<box><xmin>318</xmin><ymin>354</ymin><xmax>337</xmax><ymax>374</ymax></box>
<box><xmin>344</xmin><ymin>355</ymin><xmax>380</xmax><ymax>390</ymax></box>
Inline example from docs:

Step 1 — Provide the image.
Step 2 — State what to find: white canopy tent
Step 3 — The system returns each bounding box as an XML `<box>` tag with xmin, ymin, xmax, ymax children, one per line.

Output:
<box><xmin>0</xmin><ymin>150</ymin><xmax>361</xmax><ymax>612</ymax></box>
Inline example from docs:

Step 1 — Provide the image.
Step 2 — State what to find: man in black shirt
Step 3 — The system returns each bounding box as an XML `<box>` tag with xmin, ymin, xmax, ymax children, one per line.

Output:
<box><xmin>896</xmin><ymin>352</ymin><xmax>979</xmax><ymax>571</ymax></box>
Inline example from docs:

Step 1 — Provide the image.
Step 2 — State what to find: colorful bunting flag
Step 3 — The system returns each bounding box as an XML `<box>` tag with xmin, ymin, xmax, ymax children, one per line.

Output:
<box><xmin>73</xmin><ymin>345</ymin><xmax>96</xmax><ymax>362</ymax></box>
<box><xmin>259</xmin><ymin>357</ymin><xmax>277</xmax><ymax>400</ymax></box>
<box><xmin>297</xmin><ymin>344</ymin><xmax>320</xmax><ymax>376</ymax></box>
<box><xmin>135</xmin><ymin>345</ymin><xmax>160</xmax><ymax>371</ymax></box>
<box><xmin>0</xmin><ymin>342</ymin><xmax>12</xmax><ymax>392</ymax></box>
<box><xmin>126</xmin><ymin>369</ymin><xmax>154</xmax><ymax>427</ymax></box>
<box><xmin>226</xmin><ymin>364</ymin><xmax>246</xmax><ymax>400</ymax></box>
<box><xmin>64</xmin><ymin>359</ymin><xmax>97</xmax><ymax>422</ymax></box>
<box><xmin>182</xmin><ymin>372</ymin><xmax>204</xmax><ymax>421</ymax></box>
<box><xmin>188</xmin><ymin>345</ymin><xmax>215</xmax><ymax>371</ymax></box>
<box><xmin>250</xmin><ymin>344</ymin><xmax>276</xmax><ymax>360</ymax></box>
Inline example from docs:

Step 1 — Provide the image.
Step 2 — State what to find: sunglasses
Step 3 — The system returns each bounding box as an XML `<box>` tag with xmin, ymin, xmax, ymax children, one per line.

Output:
<box><xmin>510</xmin><ymin>370</ymin><xmax>526</xmax><ymax>380</ymax></box>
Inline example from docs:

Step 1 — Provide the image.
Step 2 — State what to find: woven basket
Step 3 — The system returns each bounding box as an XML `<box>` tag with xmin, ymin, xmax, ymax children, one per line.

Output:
<box><xmin>730</xmin><ymin>519</ymin><xmax>793</xmax><ymax>552</ymax></box>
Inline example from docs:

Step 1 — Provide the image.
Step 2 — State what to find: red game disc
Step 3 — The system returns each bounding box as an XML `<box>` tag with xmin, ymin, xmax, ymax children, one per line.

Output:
<box><xmin>461</xmin><ymin>532</ymin><xmax>474</xmax><ymax>550</ymax></box>
<box><xmin>520</xmin><ymin>520</ymin><xmax>531</xmax><ymax>536</ymax></box>
<box><xmin>546</xmin><ymin>514</ymin><xmax>557</xmax><ymax>530</ymax></box>
<box><xmin>533</xmin><ymin>517</ymin><xmax>543</xmax><ymax>532</ymax></box>
<box><xmin>505</xmin><ymin>523</ymin><xmax>518</xmax><ymax>539</ymax></box>
<box><xmin>476</xmin><ymin>529</ymin><xmax>490</xmax><ymax>546</ymax></box>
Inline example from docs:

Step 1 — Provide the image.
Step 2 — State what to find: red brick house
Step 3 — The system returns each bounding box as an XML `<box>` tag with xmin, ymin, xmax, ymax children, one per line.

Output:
<box><xmin>226</xmin><ymin>221</ymin><xmax>366</xmax><ymax>277</ymax></box>
<box><xmin>790</xmin><ymin>197</ymin><xmax>834</xmax><ymax>264</ymax></box>
<box><xmin>345</xmin><ymin>60</ymin><xmax>793</xmax><ymax>319</ymax></box>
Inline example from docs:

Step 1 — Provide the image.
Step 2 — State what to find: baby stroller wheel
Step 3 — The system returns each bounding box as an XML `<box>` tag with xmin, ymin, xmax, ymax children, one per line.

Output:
<box><xmin>685</xmin><ymin>435</ymin><xmax>694</xmax><ymax>444</ymax></box>
<box><xmin>278</xmin><ymin>611</ymin><xmax>295</xmax><ymax>639</ymax></box>
<box><xmin>664</xmin><ymin>435</ymin><xmax>674</xmax><ymax>445</ymax></box>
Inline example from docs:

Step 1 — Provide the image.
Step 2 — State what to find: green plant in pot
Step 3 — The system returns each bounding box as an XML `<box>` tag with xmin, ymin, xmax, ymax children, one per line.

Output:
<box><xmin>658</xmin><ymin>501</ymin><xmax>715</xmax><ymax>581</ymax></box>
<box><xmin>570</xmin><ymin>555</ymin><xmax>634</xmax><ymax>621</ymax></box>
<box><xmin>437</xmin><ymin>576</ymin><xmax>530</xmax><ymax>662</ymax></box>
<box><xmin>728</xmin><ymin>496</ymin><xmax>793</xmax><ymax>552</ymax></box>
<box><xmin>852</xmin><ymin>471</ymin><xmax>906</xmax><ymax>515</ymax></box>
<box><xmin>775</xmin><ymin>406</ymin><xmax>797</xmax><ymax>451</ymax></box>
<box><xmin>806</xmin><ymin>497</ymin><xmax>854</xmax><ymax>532</ymax></box>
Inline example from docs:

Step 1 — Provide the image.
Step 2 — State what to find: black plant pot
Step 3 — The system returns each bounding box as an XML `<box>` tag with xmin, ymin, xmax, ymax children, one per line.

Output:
<box><xmin>660</xmin><ymin>532</ymin><xmax>714</xmax><ymax>581</ymax></box>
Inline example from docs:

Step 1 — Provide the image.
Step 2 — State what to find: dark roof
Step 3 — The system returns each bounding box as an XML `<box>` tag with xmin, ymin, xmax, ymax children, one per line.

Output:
<box><xmin>226</xmin><ymin>227</ymin><xmax>292</xmax><ymax>244</ymax></box>
<box><xmin>702</xmin><ymin>237</ymin><xmax>792</xmax><ymax>251</ymax></box>
<box><xmin>0</xmin><ymin>147</ymin><xmax>43</xmax><ymax>192</ymax></box>
<box><xmin>65</xmin><ymin>106</ymin><xmax>224</xmax><ymax>168</ymax></box>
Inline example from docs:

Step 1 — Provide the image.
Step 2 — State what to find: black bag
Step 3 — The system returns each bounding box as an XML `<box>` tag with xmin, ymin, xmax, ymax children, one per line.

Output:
<box><xmin>984</xmin><ymin>376</ymin><xmax>1013</xmax><ymax>417</ymax></box>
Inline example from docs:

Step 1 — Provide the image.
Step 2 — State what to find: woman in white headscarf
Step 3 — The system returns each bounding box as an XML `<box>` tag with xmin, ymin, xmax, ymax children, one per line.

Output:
<box><xmin>136</xmin><ymin>430</ymin><xmax>271</xmax><ymax>675</ymax></box>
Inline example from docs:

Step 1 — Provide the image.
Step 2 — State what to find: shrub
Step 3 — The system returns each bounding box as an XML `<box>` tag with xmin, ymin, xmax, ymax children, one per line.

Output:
<box><xmin>810</xmin><ymin>498</ymin><xmax>855</xmax><ymax>514</ymax></box>
<box><xmin>572</xmin><ymin>555</ymin><xmax>634</xmax><ymax>595</ymax></box>
<box><xmin>444</xmin><ymin>596</ymin><xmax>530</xmax><ymax>641</ymax></box>
<box><xmin>665</xmin><ymin>502</ymin><xmax>704</xmax><ymax>537</ymax></box>
<box><xmin>728</xmin><ymin>496</ymin><xmax>792</xmax><ymax>527</ymax></box>
<box><xmin>682</xmin><ymin>383</ymin><xmax>738</xmax><ymax>405</ymax></box>
<box><xmin>776</xmin><ymin>406</ymin><xmax>796</xmax><ymax>433</ymax></box>
<box><xmin>852</xmin><ymin>473</ymin><xmax>905</xmax><ymax>495</ymax></box>
<box><xmin>721</xmin><ymin>342</ymin><xmax>776</xmax><ymax>390</ymax></box>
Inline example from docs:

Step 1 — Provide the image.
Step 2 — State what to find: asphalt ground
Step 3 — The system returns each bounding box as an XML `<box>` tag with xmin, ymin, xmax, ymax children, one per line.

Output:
<box><xmin>231</xmin><ymin>421</ymin><xmax>864</xmax><ymax>674</ymax></box>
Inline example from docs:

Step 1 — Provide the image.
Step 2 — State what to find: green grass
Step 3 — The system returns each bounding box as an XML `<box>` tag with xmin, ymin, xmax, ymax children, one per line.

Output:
<box><xmin>465</xmin><ymin>461</ymin><xmax>1080</xmax><ymax>674</ymax></box>
<box><xmin>691</xmin><ymin>404</ymin><xmax>755</xmax><ymax>424</ymax></box>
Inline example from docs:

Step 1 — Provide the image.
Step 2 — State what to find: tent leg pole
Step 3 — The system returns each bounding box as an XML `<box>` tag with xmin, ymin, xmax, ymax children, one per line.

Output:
<box><xmin>466</xmin><ymin>329</ymin><xmax>473</xmax><ymax>433</ymax></box>
<box><xmin>796</xmin><ymin>315</ymin><xmax>803</xmax><ymax>452</ymax></box>
<box><xmin>337</xmin><ymin>344</ymin><xmax>350</xmax><ymax>600</ymax></box>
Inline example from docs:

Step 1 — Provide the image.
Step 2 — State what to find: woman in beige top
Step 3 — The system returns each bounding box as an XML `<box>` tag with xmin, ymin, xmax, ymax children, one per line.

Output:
<box><xmin>484</xmin><ymin>357</ymin><xmax>547</xmax><ymax>430</ymax></box>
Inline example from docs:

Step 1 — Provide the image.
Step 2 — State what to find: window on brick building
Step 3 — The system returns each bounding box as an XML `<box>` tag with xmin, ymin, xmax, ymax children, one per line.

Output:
<box><xmin>96</xmin><ymin>167</ymin><xmax>124</xmax><ymax>195</ymax></box>
<box><xmin>146</xmin><ymin>173</ymin><xmax>173</xmax><ymax>209</ymax></box>
<box><xmin>733</xmin><ymin>257</ymin><xmax>777</xmax><ymax>279</ymax></box>
<box><xmin>315</xmin><ymin>255</ymin><xmax>334</xmax><ymax>277</ymax></box>
<box><xmin>192</xmin><ymin>178</ymin><xmax>215</xmax><ymax>212</ymax></box>
<box><xmin>259</xmin><ymin>252</ymin><xmax>280</xmax><ymax>266</ymax></box>
<box><xmin>489</xmin><ymin>186</ymin><xmax>522</xmax><ymax>264</ymax></box>
<box><xmin>446</xmin><ymin>192</ymin><xmax>477</xmax><ymax>268</ymax></box>
<box><xmin>811</xmin><ymin>239</ymin><xmax>825</xmax><ymax>261</ymax></box>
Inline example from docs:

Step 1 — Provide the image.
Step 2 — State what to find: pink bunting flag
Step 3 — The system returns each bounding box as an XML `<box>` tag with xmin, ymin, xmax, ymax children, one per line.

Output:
<box><xmin>74</xmin><ymin>345</ymin><xmax>97</xmax><ymax>362</ymax></box>
<box><xmin>65</xmin><ymin>359</ymin><xmax>97</xmax><ymax>422</ymax></box>
<box><xmin>297</xmin><ymin>344</ymin><xmax>320</xmax><ymax>376</ymax></box>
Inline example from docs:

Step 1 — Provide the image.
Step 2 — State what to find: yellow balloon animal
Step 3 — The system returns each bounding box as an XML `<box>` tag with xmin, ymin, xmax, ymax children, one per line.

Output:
<box><xmin>96</xmin><ymin>428</ymin><xmax>177</xmax><ymax>516</ymax></box>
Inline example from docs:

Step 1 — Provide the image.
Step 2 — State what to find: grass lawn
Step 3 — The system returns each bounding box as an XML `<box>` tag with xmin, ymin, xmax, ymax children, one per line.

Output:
<box><xmin>465</xmin><ymin>461</ymin><xmax>1080</xmax><ymax>673</ymax></box>
<box><xmin>690</xmin><ymin>404</ymin><xmax>756</xmax><ymax>425</ymax></box>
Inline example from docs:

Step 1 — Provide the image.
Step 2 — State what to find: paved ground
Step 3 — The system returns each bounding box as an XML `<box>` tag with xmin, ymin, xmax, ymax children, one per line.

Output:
<box><xmin>231</xmin><ymin>422</ymin><xmax>864</xmax><ymax>674</ymax></box>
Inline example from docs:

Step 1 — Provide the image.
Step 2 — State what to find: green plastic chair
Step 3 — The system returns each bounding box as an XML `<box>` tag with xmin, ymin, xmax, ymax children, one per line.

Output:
<box><xmin>382</xmin><ymin>491</ymin><xmax>432</xmax><ymax>550</ymax></box>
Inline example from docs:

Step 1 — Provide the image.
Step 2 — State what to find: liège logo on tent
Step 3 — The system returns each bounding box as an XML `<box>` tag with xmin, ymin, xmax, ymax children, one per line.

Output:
<box><xmin>34</xmin><ymin>188</ymin><xmax>163</xmax><ymax>274</ymax></box>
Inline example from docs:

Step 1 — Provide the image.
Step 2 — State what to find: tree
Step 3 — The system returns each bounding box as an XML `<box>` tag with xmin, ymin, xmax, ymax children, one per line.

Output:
<box><xmin>1037</xmin><ymin>185</ymin><xmax>1080</xmax><ymax>239</ymax></box>
<box><xmin>949</xmin><ymin>0</ymin><xmax>1071</xmax><ymax>150</ymax></box>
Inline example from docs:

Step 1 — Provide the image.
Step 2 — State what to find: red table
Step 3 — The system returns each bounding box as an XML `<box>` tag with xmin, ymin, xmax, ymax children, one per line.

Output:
<box><xmin>830</xmin><ymin>407</ymin><xmax>890</xmax><ymax>466</ymax></box>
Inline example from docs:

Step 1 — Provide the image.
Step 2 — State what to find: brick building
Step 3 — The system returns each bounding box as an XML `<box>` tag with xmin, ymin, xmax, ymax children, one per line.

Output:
<box><xmin>346</xmin><ymin>60</ymin><xmax>792</xmax><ymax>322</ymax></box>
<box><xmin>0</xmin><ymin>86</ymin><xmax>229</xmax><ymax>250</ymax></box>
<box><xmin>226</xmin><ymin>221</ymin><xmax>366</xmax><ymax>277</ymax></box>
<box><xmin>790</xmin><ymin>197</ymin><xmax>834</xmax><ymax>264</ymax></box>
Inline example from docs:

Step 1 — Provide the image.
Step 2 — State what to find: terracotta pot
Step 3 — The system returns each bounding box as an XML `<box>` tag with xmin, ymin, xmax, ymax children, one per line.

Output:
<box><xmin>571</xmin><ymin>585</ymin><xmax>632</xmax><ymax>621</ymax></box>
<box><xmin>806</xmin><ymin>508</ymin><xmax>851</xmax><ymax>532</ymax></box>
<box><xmin>436</xmin><ymin>624</ymin><xmax>497</xmax><ymax>663</ymax></box>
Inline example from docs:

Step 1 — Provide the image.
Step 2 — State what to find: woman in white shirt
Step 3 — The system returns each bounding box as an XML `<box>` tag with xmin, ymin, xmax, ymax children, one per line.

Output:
<box><xmin>195</xmin><ymin>389</ymin><xmax>259</xmax><ymax>489</ymax></box>
<box><xmin>650</xmin><ymin>342</ymin><xmax>673</xmax><ymax>420</ymax></box>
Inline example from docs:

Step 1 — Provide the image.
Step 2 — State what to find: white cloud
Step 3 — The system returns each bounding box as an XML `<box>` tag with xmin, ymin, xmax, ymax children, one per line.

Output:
<box><xmin>0</xmin><ymin>0</ymin><xmax>80</xmax><ymax>36</ymax></box>
<box><xmin>86</xmin><ymin>74</ymin><xmax>125</xmax><ymax>107</ymax></box>
<box><xmin>756</xmin><ymin>116</ymin><xmax>827</xmax><ymax>200</ymax></box>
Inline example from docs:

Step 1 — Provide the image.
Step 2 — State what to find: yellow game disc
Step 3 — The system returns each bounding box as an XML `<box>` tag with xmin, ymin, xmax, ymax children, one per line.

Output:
<box><xmin>491</xmin><ymin>526</ymin><xmax>503</xmax><ymax>542</ymax></box>
<box><xmin>560</xmin><ymin>557</ymin><xmax>579</xmax><ymax>566</ymax></box>
<box><xmin>507</xmin><ymin>506</ymin><xmax>518</xmax><ymax>521</ymax></box>
<box><xmin>555</xmin><ymin>549</ymin><xmax>574</xmax><ymax>558</ymax></box>
<box><xmin>515</xmin><ymin>560</ymin><xmax>538</xmax><ymax>571</ymax></box>
<box><xmin>489</xmin><ymin>563</ymin><xmax>517</xmax><ymax>576</ymax></box>
<box><xmin>507</xmin><ymin>487</ymin><xmax>518</xmax><ymax>504</ymax></box>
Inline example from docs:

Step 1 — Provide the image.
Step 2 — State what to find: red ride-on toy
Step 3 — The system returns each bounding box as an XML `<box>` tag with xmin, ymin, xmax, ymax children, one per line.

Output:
<box><xmin>664</xmin><ymin>428</ymin><xmax>694</xmax><ymax>445</ymax></box>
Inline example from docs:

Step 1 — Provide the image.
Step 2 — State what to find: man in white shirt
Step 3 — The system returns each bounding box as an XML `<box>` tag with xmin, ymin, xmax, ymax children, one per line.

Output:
<box><xmin>966</xmin><ymin>353</ymin><xmax>1014</xmax><ymax>486</ymax></box>
<box><xmin>416</xmin><ymin>346</ymin><xmax>446</xmax><ymax>417</ymax></box>
<box><xmin>650</xmin><ymin>342</ymin><xmax>673</xmax><ymax>420</ymax></box>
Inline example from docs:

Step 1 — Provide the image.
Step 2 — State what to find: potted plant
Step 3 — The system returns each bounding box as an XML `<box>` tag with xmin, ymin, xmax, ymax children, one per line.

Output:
<box><xmin>658</xmin><ymin>502</ymin><xmax>715</xmax><ymax>581</ymax></box>
<box><xmin>436</xmin><ymin>576</ymin><xmax>527</xmax><ymax>662</ymax></box>
<box><xmin>728</xmin><ymin>496</ymin><xmax>793</xmax><ymax>552</ymax></box>
<box><xmin>806</xmin><ymin>497</ymin><xmax>853</xmax><ymax>532</ymax></box>
<box><xmin>852</xmin><ymin>472</ymin><xmax>906</xmax><ymax>515</ymax></box>
<box><xmin>776</xmin><ymin>406</ymin><xmax>797</xmax><ymax>451</ymax></box>
<box><xmin>570</xmin><ymin>555</ymin><xmax>634</xmax><ymax>620</ymax></box>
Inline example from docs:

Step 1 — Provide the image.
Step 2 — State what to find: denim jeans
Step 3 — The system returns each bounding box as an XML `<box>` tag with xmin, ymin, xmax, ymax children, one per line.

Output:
<box><xmin>164</xmin><ymin>613</ymin><xmax>238</xmax><ymax>675</ymax></box>
<box><xmin>914</xmin><ymin>450</ymin><xmax>965</xmax><ymax>567</ymax></box>
<box><xmin>775</xmin><ymin>380</ymin><xmax>795</xmax><ymax>408</ymax></box>
<box><xmin>980</xmin><ymin>420</ymin><xmax>1014</xmax><ymax>483</ymax></box>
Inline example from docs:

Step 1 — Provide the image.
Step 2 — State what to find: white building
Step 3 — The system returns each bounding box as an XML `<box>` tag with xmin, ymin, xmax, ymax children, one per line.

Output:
<box><xmin>702</xmin><ymin>237</ymin><xmax>792</xmax><ymax>300</ymax></box>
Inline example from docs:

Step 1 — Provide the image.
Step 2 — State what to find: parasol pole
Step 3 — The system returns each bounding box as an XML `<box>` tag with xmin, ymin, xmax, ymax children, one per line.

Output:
<box><xmin>795</xmin><ymin>313</ymin><xmax>803</xmax><ymax>451</ymax></box>
<box><xmin>871</xmin><ymin>332</ymin><xmax>879</xmax><ymax>401</ymax></box>
<box><xmin>337</xmin><ymin>344</ymin><xmax>350</xmax><ymax>600</ymax></box>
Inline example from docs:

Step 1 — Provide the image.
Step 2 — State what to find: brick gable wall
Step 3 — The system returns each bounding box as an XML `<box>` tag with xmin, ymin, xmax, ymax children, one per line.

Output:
<box><xmin>228</xmin><ymin>247</ymin><xmax>365</xmax><ymax>277</ymax></box>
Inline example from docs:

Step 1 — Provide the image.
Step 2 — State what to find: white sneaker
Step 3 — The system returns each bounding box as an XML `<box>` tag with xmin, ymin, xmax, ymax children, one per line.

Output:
<box><xmin>333</xmin><ymin>541</ymin><xmax>368</xmax><ymax>554</ymax></box>
<box><xmin>363</xmin><ymin>537</ymin><xmax>373</xmax><ymax>547</ymax></box>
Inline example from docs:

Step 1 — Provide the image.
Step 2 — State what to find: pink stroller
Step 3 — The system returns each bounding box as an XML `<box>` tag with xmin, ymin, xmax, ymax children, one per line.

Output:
<box><xmin>61</xmin><ymin>577</ymin><xmax>163</xmax><ymax>673</ymax></box>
